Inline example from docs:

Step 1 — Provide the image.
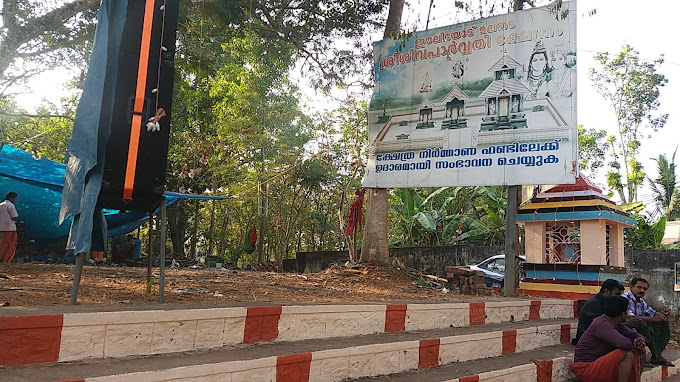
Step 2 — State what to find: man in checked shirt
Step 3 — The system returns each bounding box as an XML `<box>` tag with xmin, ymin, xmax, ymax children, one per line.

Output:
<box><xmin>622</xmin><ymin>277</ymin><xmax>674</xmax><ymax>367</ymax></box>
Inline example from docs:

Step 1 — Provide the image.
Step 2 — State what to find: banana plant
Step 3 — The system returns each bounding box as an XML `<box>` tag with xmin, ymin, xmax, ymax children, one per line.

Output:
<box><xmin>443</xmin><ymin>186</ymin><xmax>506</xmax><ymax>245</ymax></box>
<box><xmin>389</xmin><ymin>188</ymin><xmax>443</xmax><ymax>247</ymax></box>
<box><xmin>388</xmin><ymin>186</ymin><xmax>507</xmax><ymax>247</ymax></box>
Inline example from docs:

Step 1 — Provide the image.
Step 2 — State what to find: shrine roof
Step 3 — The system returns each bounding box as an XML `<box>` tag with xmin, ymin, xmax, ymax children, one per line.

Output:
<box><xmin>478</xmin><ymin>78</ymin><xmax>531</xmax><ymax>98</ymax></box>
<box><xmin>488</xmin><ymin>54</ymin><xmax>523</xmax><ymax>71</ymax></box>
<box><xmin>441</xmin><ymin>84</ymin><xmax>470</xmax><ymax>103</ymax></box>
<box><xmin>516</xmin><ymin>210</ymin><xmax>637</xmax><ymax>227</ymax></box>
<box><xmin>544</xmin><ymin>174</ymin><xmax>603</xmax><ymax>194</ymax></box>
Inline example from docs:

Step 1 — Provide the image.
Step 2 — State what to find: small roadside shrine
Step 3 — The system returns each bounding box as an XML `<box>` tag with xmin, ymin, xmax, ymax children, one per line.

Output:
<box><xmin>516</xmin><ymin>175</ymin><xmax>637</xmax><ymax>300</ymax></box>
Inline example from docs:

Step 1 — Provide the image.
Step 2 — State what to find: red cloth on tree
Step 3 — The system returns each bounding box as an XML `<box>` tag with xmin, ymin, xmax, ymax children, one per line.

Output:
<box><xmin>249</xmin><ymin>225</ymin><xmax>258</xmax><ymax>246</ymax></box>
<box><xmin>345</xmin><ymin>189</ymin><xmax>365</xmax><ymax>236</ymax></box>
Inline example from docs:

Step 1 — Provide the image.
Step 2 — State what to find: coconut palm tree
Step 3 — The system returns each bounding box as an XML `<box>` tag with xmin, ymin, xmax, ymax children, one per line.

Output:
<box><xmin>647</xmin><ymin>149</ymin><xmax>680</xmax><ymax>220</ymax></box>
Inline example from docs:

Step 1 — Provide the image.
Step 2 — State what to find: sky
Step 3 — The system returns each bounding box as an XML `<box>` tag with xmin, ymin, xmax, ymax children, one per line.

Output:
<box><xmin>574</xmin><ymin>0</ymin><xmax>680</xmax><ymax>208</ymax></box>
<box><xmin>12</xmin><ymin>0</ymin><xmax>680</xmax><ymax>208</ymax></box>
<box><xmin>393</xmin><ymin>0</ymin><xmax>680</xmax><ymax>207</ymax></box>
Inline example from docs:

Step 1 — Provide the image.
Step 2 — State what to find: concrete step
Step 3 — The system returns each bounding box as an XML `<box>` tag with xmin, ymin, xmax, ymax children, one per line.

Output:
<box><xmin>1</xmin><ymin>318</ymin><xmax>576</xmax><ymax>382</ymax></box>
<box><xmin>354</xmin><ymin>344</ymin><xmax>576</xmax><ymax>381</ymax></box>
<box><xmin>0</xmin><ymin>299</ymin><xmax>575</xmax><ymax>367</ymax></box>
<box><xmin>354</xmin><ymin>348</ymin><xmax>680</xmax><ymax>382</ymax></box>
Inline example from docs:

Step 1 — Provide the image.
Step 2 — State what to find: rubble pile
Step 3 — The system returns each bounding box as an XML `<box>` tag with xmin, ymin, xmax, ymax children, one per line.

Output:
<box><xmin>445</xmin><ymin>266</ymin><xmax>494</xmax><ymax>295</ymax></box>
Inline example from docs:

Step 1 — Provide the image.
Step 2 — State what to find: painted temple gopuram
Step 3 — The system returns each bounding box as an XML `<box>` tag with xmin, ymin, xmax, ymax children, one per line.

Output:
<box><xmin>516</xmin><ymin>175</ymin><xmax>637</xmax><ymax>300</ymax></box>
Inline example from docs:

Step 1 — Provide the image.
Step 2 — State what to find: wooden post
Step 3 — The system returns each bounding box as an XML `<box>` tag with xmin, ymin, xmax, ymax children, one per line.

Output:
<box><xmin>70</xmin><ymin>253</ymin><xmax>86</xmax><ymax>305</ymax></box>
<box><xmin>504</xmin><ymin>185</ymin><xmax>519</xmax><ymax>296</ymax></box>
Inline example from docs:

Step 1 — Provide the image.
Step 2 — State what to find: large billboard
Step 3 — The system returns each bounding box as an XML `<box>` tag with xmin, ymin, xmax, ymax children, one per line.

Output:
<box><xmin>363</xmin><ymin>2</ymin><xmax>577</xmax><ymax>188</ymax></box>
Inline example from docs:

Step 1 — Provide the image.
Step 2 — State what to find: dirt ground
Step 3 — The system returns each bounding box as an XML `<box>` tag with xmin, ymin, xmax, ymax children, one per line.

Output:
<box><xmin>0</xmin><ymin>263</ymin><xmax>479</xmax><ymax>307</ymax></box>
<box><xmin>5</xmin><ymin>262</ymin><xmax>680</xmax><ymax>347</ymax></box>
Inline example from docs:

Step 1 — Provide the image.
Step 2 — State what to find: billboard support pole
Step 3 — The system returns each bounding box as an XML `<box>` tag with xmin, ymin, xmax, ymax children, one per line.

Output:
<box><xmin>147</xmin><ymin>212</ymin><xmax>153</xmax><ymax>292</ymax></box>
<box><xmin>504</xmin><ymin>185</ymin><xmax>519</xmax><ymax>296</ymax></box>
<box><xmin>159</xmin><ymin>198</ymin><xmax>166</xmax><ymax>303</ymax></box>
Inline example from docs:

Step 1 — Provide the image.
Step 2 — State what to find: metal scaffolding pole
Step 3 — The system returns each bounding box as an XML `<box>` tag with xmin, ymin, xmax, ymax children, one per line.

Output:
<box><xmin>159</xmin><ymin>198</ymin><xmax>166</xmax><ymax>303</ymax></box>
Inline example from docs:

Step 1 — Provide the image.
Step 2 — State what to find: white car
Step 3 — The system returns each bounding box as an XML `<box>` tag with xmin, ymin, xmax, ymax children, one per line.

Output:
<box><xmin>469</xmin><ymin>255</ymin><xmax>526</xmax><ymax>287</ymax></box>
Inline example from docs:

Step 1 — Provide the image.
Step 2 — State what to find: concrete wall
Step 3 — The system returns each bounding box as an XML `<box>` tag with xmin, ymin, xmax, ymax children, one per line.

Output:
<box><xmin>297</xmin><ymin>246</ymin><xmax>507</xmax><ymax>275</ymax></box>
<box><xmin>625</xmin><ymin>249</ymin><xmax>680</xmax><ymax>334</ymax></box>
<box><xmin>389</xmin><ymin>245</ymin><xmax>507</xmax><ymax>276</ymax></box>
<box><xmin>296</xmin><ymin>251</ymin><xmax>351</xmax><ymax>274</ymax></box>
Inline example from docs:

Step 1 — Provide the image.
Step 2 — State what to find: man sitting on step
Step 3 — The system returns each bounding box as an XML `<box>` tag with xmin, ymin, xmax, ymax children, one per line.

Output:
<box><xmin>573</xmin><ymin>279</ymin><xmax>625</xmax><ymax>345</ymax></box>
<box><xmin>623</xmin><ymin>277</ymin><xmax>674</xmax><ymax>367</ymax></box>
<box><xmin>571</xmin><ymin>296</ymin><xmax>647</xmax><ymax>382</ymax></box>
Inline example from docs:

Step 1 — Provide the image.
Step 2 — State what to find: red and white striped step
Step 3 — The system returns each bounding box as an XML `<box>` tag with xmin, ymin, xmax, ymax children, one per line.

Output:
<box><xmin>4</xmin><ymin>318</ymin><xmax>575</xmax><ymax>382</ymax></box>
<box><xmin>0</xmin><ymin>299</ymin><xmax>575</xmax><ymax>366</ymax></box>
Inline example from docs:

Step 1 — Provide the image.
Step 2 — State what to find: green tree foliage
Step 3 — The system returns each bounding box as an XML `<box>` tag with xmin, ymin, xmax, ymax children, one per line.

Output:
<box><xmin>0</xmin><ymin>0</ymin><xmax>99</xmax><ymax>95</ymax></box>
<box><xmin>589</xmin><ymin>44</ymin><xmax>668</xmax><ymax>203</ymax></box>
<box><xmin>0</xmin><ymin>0</ymin><xmax>385</xmax><ymax>263</ymax></box>
<box><xmin>577</xmin><ymin>124</ymin><xmax>607</xmax><ymax>175</ymax></box>
<box><xmin>0</xmin><ymin>0</ymin><xmax>386</xmax><ymax>95</ymax></box>
<box><xmin>625</xmin><ymin>214</ymin><xmax>666</xmax><ymax>250</ymax></box>
<box><xmin>142</xmin><ymin>0</ymin><xmax>385</xmax><ymax>262</ymax></box>
<box><xmin>647</xmin><ymin>149</ymin><xmax>680</xmax><ymax>220</ymax></box>
<box><xmin>618</xmin><ymin>201</ymin><xmax>669</xmax><ymax>250</ymax></box>
<box><xmin>178</xmin><ymin>0</ymin><xmax>386</xmax><ymax>91</ymax></box>
<box><xmin>0</xmin><ymin>96</ymin><xmax>77</xmax><ymax>161</ymax></box>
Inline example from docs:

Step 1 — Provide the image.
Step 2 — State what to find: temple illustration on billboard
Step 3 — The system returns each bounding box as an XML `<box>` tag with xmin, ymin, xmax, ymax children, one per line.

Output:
<box><xmin>370</xmin><ymin>49</ymin><xmax>570</xmax><ymax>152</ymax></box>
<box><xmin>516</xmin><ymin>175</ymin><xmax>637</xmax><ymax>300</ymax></box>
<box><xmin>440</xmin><ymin>84</ymin><xmax>469</xmax><ymax>129</ymax></box>
<box><xmin>478</xmin><ymin>53</ymin><xmax>529</xmax><ymax>131</ymax></box>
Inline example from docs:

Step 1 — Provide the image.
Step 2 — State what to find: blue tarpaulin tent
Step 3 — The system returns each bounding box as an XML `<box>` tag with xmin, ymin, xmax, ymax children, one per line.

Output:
<box><xmin>0</xmin><ymin>144</ymin><xmax>225</xmax><ymax>242</ymax></box>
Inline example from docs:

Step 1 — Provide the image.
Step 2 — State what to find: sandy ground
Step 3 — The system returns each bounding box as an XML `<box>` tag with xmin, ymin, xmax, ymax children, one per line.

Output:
<box><xmin>0</xmin><ymin>263</ymin><xmax>476</xmax><ymax>308</ymax></box>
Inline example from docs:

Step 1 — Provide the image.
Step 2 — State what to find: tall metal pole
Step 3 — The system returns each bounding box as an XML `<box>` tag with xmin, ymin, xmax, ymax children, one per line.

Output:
<box><xmin>159</xmin><ymin>199</ymin><xmax>166</xmax><ymax>303</ymax></box>
<box><xmin>504</xmin><ymin>185</ymin><xmax>519</xmax><ymax>296</ymax></box>
<box><xmin>146</xmin><ymin>213</ymin><xmax>154</xmax><ymax>293</ymax></box>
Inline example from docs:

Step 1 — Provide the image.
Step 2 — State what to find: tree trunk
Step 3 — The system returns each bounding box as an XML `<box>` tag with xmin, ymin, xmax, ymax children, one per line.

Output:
<box><xmin>361</xmin><ymin>188</ymin><xmax>390</xmax><ymax>264</ymax></box>
<box><xmin>628</xmin><ymin>183</ymin><xmax>636</xmax><ymax>203</ymax></box>
<box><xmin>338</xmin><ymin>182</ymin><xmax>357</xmax><ymax>261</ymax></box>
<box><xmin>360</xmin><ymin>0</ymin><xmax>404</xmax><ymax>265</ymax></box>
<box><xmin>166</xmin><ymin>200</ymin><xmax>185</xmax><ymax>256</ymax></box>
<box><xmin>257</xmin><ymin>183</ymin><xmax>266</xmax><ymax>263</ymax></box>
<box><xmin>295</xmin><ymin>230</ymin><xmax>301</xmax><ymax>253</ymax></box>
<box><xmin>617</xmin><ymin>187</ymin><xmax>627</xmax><ymax>205</ymax></box>
<box><xmin>383</xmin><ymin>0</ymin><xmax>405</xmax><ymax>37</ymax></box>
